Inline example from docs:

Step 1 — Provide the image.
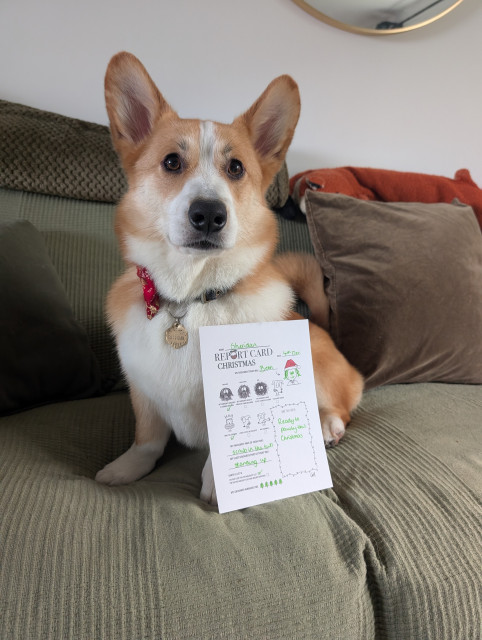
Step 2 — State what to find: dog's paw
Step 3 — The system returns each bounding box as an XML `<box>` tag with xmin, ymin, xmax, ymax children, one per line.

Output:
<box><xmin>95</xmin><ymin>460</ymin><xmax>140</xmax><ymax>486</ymax></box>
<box><xmin>200</xmin><ymin>454</ymin><xmax>218</xmax><ymax>506</ymax></box>
<box><xmin>322</xmin><ymin>414</ymin><xmax>346</xmax><ymax>448</ymax></box>
<box><xmin>95</xmin><ymin>443</ymin><xmax>159</xmax><ymax>485</ymax></box>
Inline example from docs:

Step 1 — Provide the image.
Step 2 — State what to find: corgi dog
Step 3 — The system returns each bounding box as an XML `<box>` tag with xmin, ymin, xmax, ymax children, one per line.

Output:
<box><xmin>95</xmin><ymin>52</ymin><xmax>363</xmax><ymax>504</ymax></box>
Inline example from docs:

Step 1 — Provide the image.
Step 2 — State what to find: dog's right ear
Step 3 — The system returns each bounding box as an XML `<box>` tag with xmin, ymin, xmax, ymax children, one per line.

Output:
<box><xmin>105</xmin><ymin>52</ymin><xmax>173</xmax><ymax>159</ymax></box>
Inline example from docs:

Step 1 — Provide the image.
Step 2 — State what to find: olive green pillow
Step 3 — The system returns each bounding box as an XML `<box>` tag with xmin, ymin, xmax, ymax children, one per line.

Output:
<box><xmin>0</xmin><ymin>219</ymin><xmax>102</xmax><ymax>413</ymax></box>
<box><xmin>305</xmin><ymin>192</ymin><xmax>482</xmax><ymax>389</ymax></box>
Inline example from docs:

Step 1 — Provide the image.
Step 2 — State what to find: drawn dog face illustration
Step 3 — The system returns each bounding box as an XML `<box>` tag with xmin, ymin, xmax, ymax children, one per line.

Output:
<box><xmin>238</xmin><ymin>385</ymin><xmax>250</xmax><ymax>399</ymax></box>
<box><xmin>220</xmin><ymin>387</ymin><xmax>233</xmax><ymax>401</ymax></box>
<box><xmin>255</xmin><ymin>381</ymin><xmax>268</xmax><ymax>396</ymax></box>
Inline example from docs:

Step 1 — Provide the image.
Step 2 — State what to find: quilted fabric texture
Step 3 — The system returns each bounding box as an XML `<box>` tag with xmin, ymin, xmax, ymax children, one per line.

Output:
<box><xmin>0</xmin><ymin>99</ymin><xmax>126</xmax><ymax>203</ymax></box>
<box><xmin>266</xmin><ymin>160</ymin><xmax>289</xmax><ymax>209</ymax></box>
<box><xmin>0</xmin><ymin>99</ymin><xmax>290</xmax><ymax>207</ymax></box>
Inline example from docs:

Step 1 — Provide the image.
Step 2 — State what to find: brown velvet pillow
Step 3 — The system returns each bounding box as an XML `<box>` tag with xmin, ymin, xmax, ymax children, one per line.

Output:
<box><xmin>305</xmin><ymin>192</ymin><xmax>482</xmax><ymax>389</ymax></box>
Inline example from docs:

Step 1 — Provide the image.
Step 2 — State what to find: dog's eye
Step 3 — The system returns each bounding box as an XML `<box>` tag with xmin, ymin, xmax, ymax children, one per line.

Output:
<box><xmin>163</xmin><ymin>153</ymin><xmax>182</xmax><ymax>173</ymax></box>
<box><xmin>227</xmin><ymin>159</ymin><xmax>244</xmax><ymax>179</ymax></box>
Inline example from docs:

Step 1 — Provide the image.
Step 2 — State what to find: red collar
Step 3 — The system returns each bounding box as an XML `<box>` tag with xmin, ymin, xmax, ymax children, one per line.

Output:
<box><xmin>136</xmin><ymin>266</ymin><xmax>161</xmax><ymax>320</ymax></box>
<box><xmin>136</xmin><ymin>265</ymin><xmax>229</xmax><ymax>320</ymax></box>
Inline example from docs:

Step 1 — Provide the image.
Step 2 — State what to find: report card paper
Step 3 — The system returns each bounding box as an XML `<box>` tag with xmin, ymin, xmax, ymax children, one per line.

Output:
<box><xmin>199</xmin><ymin>320</ymin><xmax>332</xmax><ymax>513</ymax></box>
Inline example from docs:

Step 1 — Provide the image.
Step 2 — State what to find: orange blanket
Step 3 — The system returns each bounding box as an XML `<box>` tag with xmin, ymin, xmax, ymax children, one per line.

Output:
<box><xmin>290</xmin><ymin>167</ymin><xmax>482</xmax><ymax>228</ymax></box>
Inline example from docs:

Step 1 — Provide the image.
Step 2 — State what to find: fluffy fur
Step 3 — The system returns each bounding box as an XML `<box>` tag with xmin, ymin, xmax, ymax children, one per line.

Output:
<box><xmin>96</xmin><ymin>52</ymin><xmax>363</xmax><ymax>504</ymax></box>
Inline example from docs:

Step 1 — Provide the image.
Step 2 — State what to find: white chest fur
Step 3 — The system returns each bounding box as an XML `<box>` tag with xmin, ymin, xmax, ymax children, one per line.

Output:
<box><xmin>117</xmin><ymin>279</ymin><xmax>294</xmax><ymax>449</ymax></box>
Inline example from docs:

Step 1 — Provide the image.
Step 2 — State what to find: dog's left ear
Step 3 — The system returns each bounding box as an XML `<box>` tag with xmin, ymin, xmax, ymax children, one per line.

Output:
<box><xmin>237</xmin><ymin>75</ymin><xmax>300</xmax><ymax>189</ymax></box>
<box><xmin>105</xmin><ymin>51</ymin><xmax>174</xmax><ymax>163</ymax></box>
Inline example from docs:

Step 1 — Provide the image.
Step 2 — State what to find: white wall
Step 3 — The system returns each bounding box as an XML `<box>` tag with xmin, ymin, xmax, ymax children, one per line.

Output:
<box><xmin>1</xmin><ymin>0</ymin><xmax>481</xmax><ymax>184</ymax></box>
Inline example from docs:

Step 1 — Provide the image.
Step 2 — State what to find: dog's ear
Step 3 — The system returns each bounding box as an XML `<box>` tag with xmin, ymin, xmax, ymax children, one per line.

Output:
<box><xmin>105</xmin><ymin>52</ymin><xmax>173</xmax><ymax>159</ymax></box>
<box><xmin>237</xmin><ymin>75</ymin><xmax>300</xmax><ymax>189</ymax></box>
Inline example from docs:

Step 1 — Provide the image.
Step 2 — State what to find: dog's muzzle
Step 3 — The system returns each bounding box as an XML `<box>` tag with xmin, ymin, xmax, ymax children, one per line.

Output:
<box><xmin>187</xmin><ymin>199</ymin><xmax>227</xmax><ymax>249</ymax></box>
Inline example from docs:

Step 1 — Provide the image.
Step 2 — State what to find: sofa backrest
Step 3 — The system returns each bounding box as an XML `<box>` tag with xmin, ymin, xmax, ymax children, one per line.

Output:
<box><xmin>0</xmin><ymin>100</ymin><xmax>298</xmax><ymax>392</ymax></box>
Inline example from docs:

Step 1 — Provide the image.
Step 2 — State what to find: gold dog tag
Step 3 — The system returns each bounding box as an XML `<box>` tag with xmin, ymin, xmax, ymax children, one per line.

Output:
<box><xmin>165</xmin><ymin>320</ymin><xmax>188</xmax><ymax>349</ymax></box>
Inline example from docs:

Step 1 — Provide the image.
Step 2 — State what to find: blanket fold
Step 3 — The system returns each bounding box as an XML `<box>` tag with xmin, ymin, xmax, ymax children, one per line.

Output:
<box><xmin>290</xmin><ymin>166</ymin><xmax>482</xmax><ymax>227</ymax></box>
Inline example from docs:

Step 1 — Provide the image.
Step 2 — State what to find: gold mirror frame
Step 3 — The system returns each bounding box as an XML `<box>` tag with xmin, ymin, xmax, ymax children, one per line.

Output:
<box><xmin>291</xmin><ymin>0</ymin><xmax>464</xmax><ymax>35</ymax></box>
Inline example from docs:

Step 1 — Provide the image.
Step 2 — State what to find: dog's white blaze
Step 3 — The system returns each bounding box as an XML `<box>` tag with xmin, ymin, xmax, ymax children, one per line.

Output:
<box><xmin>199</xmin><ymin>120</ymin><xmax>216</xmax><ymax>173</ymax></box>
<box><xmin>166</xmin><ymin>120</ymin><xmax>238</xmax><ymax>250</ymax></box>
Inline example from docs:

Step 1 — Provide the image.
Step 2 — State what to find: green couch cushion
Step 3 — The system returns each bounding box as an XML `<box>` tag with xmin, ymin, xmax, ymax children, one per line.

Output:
<box><xmin>276</xmin><ymin>206</ymin><xmax>314</xmax><ymax>255</ymax></box>
<box><xmin>0</xmin><ymin>383</ymin><xmax>480</xmax><ymax>638</ymax></box>
<box><xmin>0</xmin><ymin>187</ymin><xmax>124</xmax><ymax>388</ymax></box>
<box><xmin>333</xmin><ymin>383</ymin><xmax>482</xmax><ymax>639</ymax></box>
<box><xmin>0</xmin><ymin>219</ymin><xmax>102</xmax><ymax>413</ymax></box>
<box><xmin>0</xmin><ymin>392</ymin><xmax>374</xmax><ymax>639</ymax></box>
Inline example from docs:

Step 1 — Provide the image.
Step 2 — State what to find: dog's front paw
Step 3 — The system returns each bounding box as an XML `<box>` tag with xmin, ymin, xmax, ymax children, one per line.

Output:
<box><xmin>95</xmin><ymin>443</ymin><xmax>160</xmax><ymax>485</ymax></box>
<box><xmin>322</xmin><ymin>414</ymin><xmax>346</xmax><ymax>448</ymax></box>
<box><xmin>95</xmin><ymin>459</ymin><xmax>138</xmax><ymax>486</ymax></box>
<box><xmin>200</xmin><ymin>453</ymin><xmax>218</xmax><ymax>506</ymax></box>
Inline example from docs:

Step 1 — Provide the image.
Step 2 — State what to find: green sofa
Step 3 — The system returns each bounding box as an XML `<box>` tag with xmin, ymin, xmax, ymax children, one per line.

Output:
<box><xmin>1</xmin><ymin>101</ymin><xmax>481</xmax><ymax>640</ymax></box>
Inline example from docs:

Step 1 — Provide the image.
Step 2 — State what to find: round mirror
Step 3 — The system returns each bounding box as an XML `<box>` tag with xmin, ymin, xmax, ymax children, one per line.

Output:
<box><xmin>292</xmin><ymin>0</ymin><xmax>464</xmax><ymax>35</ymax></box>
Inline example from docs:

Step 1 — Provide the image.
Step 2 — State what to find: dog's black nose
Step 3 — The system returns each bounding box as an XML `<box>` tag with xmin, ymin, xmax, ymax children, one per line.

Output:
<box><xmin>188</xmin><ymin>199</ymin><xmax>227</xmax><ymax>234</ymax></box>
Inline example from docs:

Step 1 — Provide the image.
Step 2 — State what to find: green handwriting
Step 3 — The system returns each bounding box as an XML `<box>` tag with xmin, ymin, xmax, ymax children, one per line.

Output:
<box><xmin>232</xmin><ymin>443</ymin><xmax>273</xmax><ymax>456</ymax></box>
<box><xmin>231</xmin><ymin>341</ymin><xmax>257</xmax><ymax>350</ymax></box>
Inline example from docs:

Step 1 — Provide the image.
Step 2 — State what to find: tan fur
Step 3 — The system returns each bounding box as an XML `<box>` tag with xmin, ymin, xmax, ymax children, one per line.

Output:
<box><xmin>292</xmin><ymin>311</ymin><xmax>363</xmax><ymax>430</ymax></box>
<box><xmin>106</xmin><ymin>268</ymin><xmax>140</xmax><ymax>334</ymax></box>
<box><xmin>96</xmin><ymin>52</ymin><xmax>363</xmax><ymax>498</ymax></box>
<box><xmin>275</xmin><ymin>252</ymin><xmax>329</xmax><ymax>329</ymax></box>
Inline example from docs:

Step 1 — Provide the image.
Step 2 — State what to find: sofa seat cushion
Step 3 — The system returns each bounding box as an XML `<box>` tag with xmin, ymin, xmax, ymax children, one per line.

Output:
<box><xmin>330</xmin><ymin>382</ymin><xmax>481</xmax><ymax>639</ymax></box>
<box><xmin>0</xmin><ymin>392</ymin><xmax>374</xmax><ymax>640</ymax></box>
<box><xmin>1</xmin><ymin>383</ymin><xmax>480</xmax><ymax>639</ymax></box>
